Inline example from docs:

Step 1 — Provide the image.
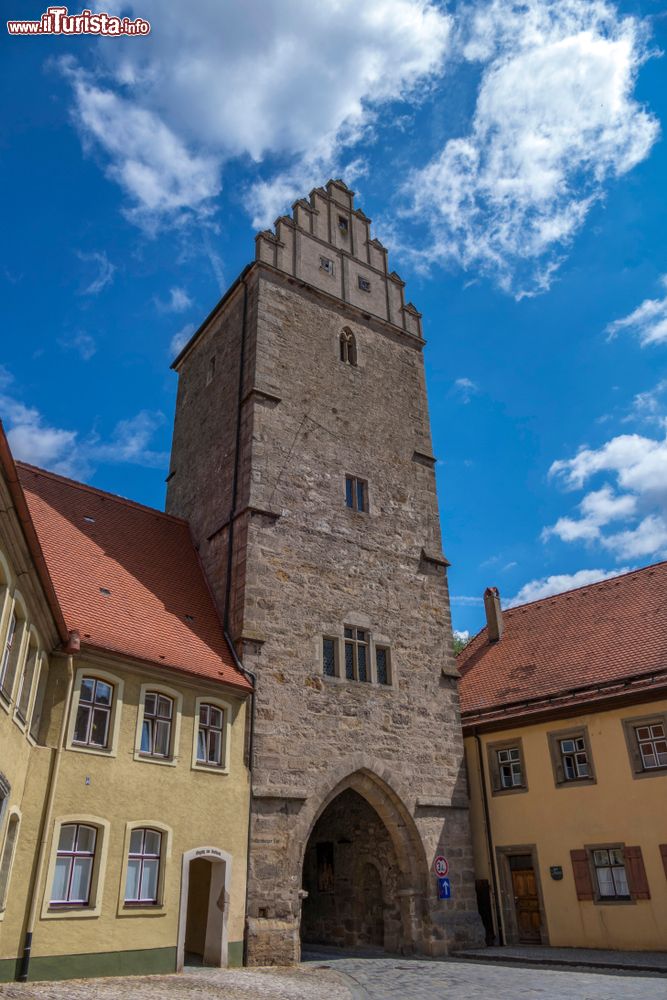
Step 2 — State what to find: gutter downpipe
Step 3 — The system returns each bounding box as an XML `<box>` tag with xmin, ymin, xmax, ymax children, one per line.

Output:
<box><xmin>225</xmin><ymin>632</ymin><xmax>256</xmax><ymax>967</ymax></box>
<box><xmin>18</xmin><ymin>641</ymin><xmax>77</xmax><ymax>981</ymax></box>
<box><xmin>224</xmin><ymin>275</ymin><xmax>249</xmax><ymax>633</ymax></box>
<box><xmin>473</xmin><ymin>729</ymin><xmax>504</xmax><ymax>946</ymax></box>
<box><xmin>220</xmin><ymin>273</ymin><xmax>255</xmax><ymax>964</ymax></box>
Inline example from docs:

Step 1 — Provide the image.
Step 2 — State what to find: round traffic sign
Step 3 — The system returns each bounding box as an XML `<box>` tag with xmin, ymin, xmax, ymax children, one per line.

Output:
<box><xmin>434</xmin><ymin>856</ymin><xmax>449</xmax><ymax>877</ymax></box>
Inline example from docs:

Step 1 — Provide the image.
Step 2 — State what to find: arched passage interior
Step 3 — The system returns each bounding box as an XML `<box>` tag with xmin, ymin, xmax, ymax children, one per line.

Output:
<box><xmin>301</xmin><ymin>788</ymin><xmax>403</xmax><ymax>951</ymax></box>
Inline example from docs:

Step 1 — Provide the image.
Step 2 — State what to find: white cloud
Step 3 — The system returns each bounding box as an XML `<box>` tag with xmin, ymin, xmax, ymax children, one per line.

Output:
<box><xmin>545</xmin><ymin>427</ymin><xmax>667</xmax><ymax>561</ymax></box>
<box><xmin>77</xmin><ymin>250</ymin><xmax>115</xmax><ymax>295</ymax></box>
<box><xmin>452</xmin><ymin>376</ymin><xmax>480</xmax><ymax>403</ymax></box>
<box><xmin>156</xmin><ymin>287</ymin><xmax>192</xmax><ymax>314</ymax></box>
<box><xmin>606</xmin><ymin>274</ymin><xmax>667</xmax><ymax>346</ymax></box>
<box><xmin>450</xmin><ymin>595</ymin><xmax>484</xmax><ymax>606</ymax></box>
<box><xmin>404</xmin><ymin>0</ymin><xmax>659</xmax><ymax>296</ymax></box>
<box><xmin>62</xmin><ymin>0</ymin><xmax>450</xmax><ymax>228</ymax></box>
<box><xmin>169</xmin><ymin>323</ymin><xmax>196</xmax><ymax>358</ymax></box>
<box><xmin>453</xmin><ymin>629</ymin><xmax>470</xmax><ymax>641</ymax></box>
<box><xmin>59</xmin><ymin>332</ymin><xmax>97</xmax><ymax>361</ymax></box>
<box><xmin>1</xmin><ymin>368</ymin><xmax>168</xmax><ymax>479</ymax></box>
<box><xmin>507</xmin><ymin>566</ymin><xmax>632</xmax><ymax>606</ymax></box>
<box><xmin>62</xmin><ymin>58</ymin><xmax>220</xmax><ymax>227</ymax></box>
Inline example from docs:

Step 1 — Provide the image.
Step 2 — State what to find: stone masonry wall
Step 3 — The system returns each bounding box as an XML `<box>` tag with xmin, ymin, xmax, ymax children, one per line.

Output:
<box><xmin>167</xmin><ymin>182</ymin><xmax>485</xmax><ymax>964</ymax></box>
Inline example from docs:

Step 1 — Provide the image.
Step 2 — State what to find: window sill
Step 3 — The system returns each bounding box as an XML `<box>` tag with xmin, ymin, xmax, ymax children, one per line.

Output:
<box><xmin>45</xmin><ymin>905</ymin><xmax>100</xmax><ymax>920</ymax></box>
<box><xmin>120</xmin><ymin>902</ymin><xmax>166</xmax><ymax>916</ymax></box>
<box><xmin>490</xmin><ymin>785</ymin><xmax>529</xmax><ymax>797</ymax></box>
<box><xmin>593</xmin><ymin>897</ymin><xmax>636</xmax><ymax>906</ymax></box>
<box><xmin>69</xmin><ymin>742</ymin><xmax>117</xmax><ymax>759</ymax></box>
<box><xmin>321</xmin><ymin>674</ymin><xmax>393</xmax><ymax>689</ymax></box>
<box><xmin>192</xmin><ymin>762</ymin><xmax>230</xmax><ymax>776</ymax></box>
<box><xmin>133</xmin><ymin>753</ymin><xmax>177</xmax><ymax>768</ymax></box>
<box><xmin>555</xmin><ymin>777</ymin><xmax>597</xmax><ymax>788</ymax></box>
<box><xmin>629</xmin><ymin>765</ymin><xmax>667</xmax><ymax>780</ymax></box>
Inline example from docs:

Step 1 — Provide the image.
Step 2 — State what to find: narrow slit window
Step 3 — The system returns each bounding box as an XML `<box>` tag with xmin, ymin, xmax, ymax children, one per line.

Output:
<box><xmin>206</xmin><ymin>356</ymin><xmax>216</xmax><ymax>386</ymax></box>
<box><xmin>338</xmin><ymin>215</ymin><xmax>348</xmax><ymax>234</ymax></box>
<box><xmin>0</xmin><ymin>613</ymin><xmax>17</xmax><ymax>700</ymax></box>
<box><xmin>358</xmin><ymin>275</ymin><xmax>371</xmax><ymax>292</ymax></box>
<box><xmin>323</xmin><ymin>637</ymin><xmax>337</xmax><ymax>677</ymax></box>
<box><xmin>376</xmin><ymin>647</ymin><xmax>390</xmax><ymax>685</ymax></box>
<box><xmin>339</xmin><ymin>329</ymin><xmax>357</xmax><ymax>366</ymax></box>
<box><xmin>345</xmin><ymin>476</ymin><xmax>368</xmax><ymax>512</ymax></box>
<box><xmin>320</xmin><ymin>256</ymin><xmax>334</xmax><ymax>275</ymax></box>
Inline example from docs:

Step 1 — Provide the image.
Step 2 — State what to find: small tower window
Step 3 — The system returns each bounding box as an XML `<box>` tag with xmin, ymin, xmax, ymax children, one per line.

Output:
<box><xmin>338</xmin><ymin>215</ymin><xmax>349</xmax><ymax>234</ymax></box>
<box><xmin>358</xmin><ymin>275</ymin><xmax>371</xmax><ymax>292</ymax></box>
<box><xmin>339</xmin><ymin>328</ymin><xmax>357</xmax><ymax>366</ymax></box>
<box><xmin>206</xmin><ymin>356</ymin><xmax>216</xmax><ymax>386</ymax></box>
<box><xmin>345</xmin><ymin>475</ymin><xmax>368</xmax><ymax>513</ymax></box>
<box><xmin>320</xmin><ymin>256</ymin><xmax>334</xmax><ymax>275</ymax></box>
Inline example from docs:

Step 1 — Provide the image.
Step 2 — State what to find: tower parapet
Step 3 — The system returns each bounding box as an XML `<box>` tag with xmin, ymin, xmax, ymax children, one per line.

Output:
<box><xmin>255</xmin><ymin>178</ymin><xmax>422</xmax><ymax>337</ymax></box>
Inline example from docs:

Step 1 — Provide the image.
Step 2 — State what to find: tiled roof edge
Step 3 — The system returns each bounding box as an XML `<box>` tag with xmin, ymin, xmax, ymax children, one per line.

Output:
<box><xmin>16</xmin><ymin>462</ymin><xmax>188</xmax><ymax>525</ymax></box>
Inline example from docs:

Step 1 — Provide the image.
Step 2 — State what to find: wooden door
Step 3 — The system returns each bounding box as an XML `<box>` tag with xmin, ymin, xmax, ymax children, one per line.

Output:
<box><xmin>511</xmin><ymin>866</ymin><xmax>541</xmax><ymax>943</ymax></box>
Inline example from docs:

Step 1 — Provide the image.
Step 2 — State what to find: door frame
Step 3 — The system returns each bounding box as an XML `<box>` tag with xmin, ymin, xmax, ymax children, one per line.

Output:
<box><xmin>177</xmin><ymin>846</ymin><xmax>233</xmax><ymax>970</ymax></box>
<box><xmin>496</xmin><ymin>844</ymin><xmax>549</xmax><ymax>946</ymax></box>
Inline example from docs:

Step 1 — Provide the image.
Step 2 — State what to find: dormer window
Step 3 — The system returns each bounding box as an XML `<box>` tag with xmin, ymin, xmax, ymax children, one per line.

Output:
<box><xmin>320</xmin><ymin>256</ymin><xmax>334</xmax><ymax>275</ymax></box>
<box><xmin>358</xmin><ymin>276</ymin><xmax>371</xmax><ymax>293</ymax></box>
<box><xmin>338</xmin><ymin>215</ymin><xmax>348</xmax><ymax>235</ymax></box>
<box><xmin>339</xmin><ymin>328</ymin><xmax>357</xmax><ymax>366</ymax></box>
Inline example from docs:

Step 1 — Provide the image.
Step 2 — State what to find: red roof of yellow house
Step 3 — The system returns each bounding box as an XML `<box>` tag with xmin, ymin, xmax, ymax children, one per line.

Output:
<box><xmin>16</xmin><ymin>462</ymin><xmax>251</xmax><ymax>692</ymax></box>
<box><xmin>458</xmin><ymin>563</ymin><xmax>667</xmax><ymax>723</ymax></box>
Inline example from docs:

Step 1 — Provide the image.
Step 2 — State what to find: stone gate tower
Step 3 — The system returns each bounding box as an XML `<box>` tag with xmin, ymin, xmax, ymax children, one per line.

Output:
<box><xmin>166</xmin><ymin>180</ymin><xmax>484</xmax><ymax>963</ymax></box>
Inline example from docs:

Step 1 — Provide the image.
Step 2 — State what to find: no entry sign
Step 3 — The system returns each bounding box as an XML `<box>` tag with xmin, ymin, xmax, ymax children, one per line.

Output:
<box><xmin>433</xmin><ymin>855</ymin><xmax>449</xmax><ymax>877</ymax></box>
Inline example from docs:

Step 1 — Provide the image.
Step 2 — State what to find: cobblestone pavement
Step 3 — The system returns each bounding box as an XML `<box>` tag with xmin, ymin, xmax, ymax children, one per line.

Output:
<box><xmin>304</xmin><ymin>953</ymin><xmax>667</xmax><ymax>1000</ymax></box>
<box><xmin>0</xmin><ymin>966</ymin><xmax>352</xmax><ymax>1000</ymax></box>
<box><xmin>2</xmin><ymin>956</ymin><xmax>667</xmax><ymax>1000</ymax></box>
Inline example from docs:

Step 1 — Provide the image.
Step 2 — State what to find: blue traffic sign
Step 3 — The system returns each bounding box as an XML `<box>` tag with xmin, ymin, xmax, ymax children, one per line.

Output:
<box><xmin>438</xmin><ymin>877</ymin><xmax>451</xmax><ymax>900</ymax></box>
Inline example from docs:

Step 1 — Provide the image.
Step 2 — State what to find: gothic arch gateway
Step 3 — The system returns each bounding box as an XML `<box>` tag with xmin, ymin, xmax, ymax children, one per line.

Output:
<box><xmin>299</xmin><ymin>769</ymin><xmax>427</xmax><ymax>954</ymax></box>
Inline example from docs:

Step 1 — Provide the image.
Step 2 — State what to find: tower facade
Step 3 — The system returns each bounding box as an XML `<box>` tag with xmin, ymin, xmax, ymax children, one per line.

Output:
<box><xmin>166</xmin><ymin>180</ymin><xmax>484</xmax><ymax>963</ymax></box>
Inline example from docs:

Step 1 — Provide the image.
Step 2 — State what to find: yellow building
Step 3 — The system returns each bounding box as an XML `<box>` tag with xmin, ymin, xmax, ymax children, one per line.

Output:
<box><xmin>0</xmin><ymin>426</ymin><xmax>253</xmax><ymax>981</ymax></box>
<box><xmin>459</xmin><ymin>573</ymin><xmax>667</xmax><ymax>952</ymax></box>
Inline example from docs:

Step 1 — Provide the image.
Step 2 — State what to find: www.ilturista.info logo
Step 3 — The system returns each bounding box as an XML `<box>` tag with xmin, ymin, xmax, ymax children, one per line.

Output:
<box><xmin>7</xmin><ymin>6</ymin><xmax>150</xmax><ymax>35</ymax></box>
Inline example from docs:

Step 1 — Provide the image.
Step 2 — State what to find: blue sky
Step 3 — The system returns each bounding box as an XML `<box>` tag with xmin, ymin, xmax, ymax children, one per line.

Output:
<box><xmin>2</xmin><ymin>0</ymin><xmax>667</xmax><ymax>638</ymax></box>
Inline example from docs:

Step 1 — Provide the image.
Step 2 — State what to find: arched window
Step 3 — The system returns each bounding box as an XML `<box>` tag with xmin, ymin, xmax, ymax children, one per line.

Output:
<box><xmin>15</xmin><ymin>633</ymin><xmax>40</xmax><ymax>725</ymax></box>
<box><xmin>340</xmin><ymin>328</ymin><xmax>357</xmax><ymax>366</ymax></box>
<box><xmin>0</xmin><ymin>594</ymin><xmax>27</xmax><ymax>704</ymax></box>
<box><xmin>0</xmin><ymin>811</ymin><xmax>20</xmax><ymax>911</ymax></box>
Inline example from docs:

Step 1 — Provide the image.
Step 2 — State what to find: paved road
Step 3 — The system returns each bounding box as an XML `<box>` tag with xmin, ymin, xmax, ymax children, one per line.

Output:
<box><xmin>304</xmin><ymin>954</ymin><xmax>667</xmax><ymax>1000</ymax></box>
<box><xmin>2</xmin><ymin>956</ymin><xmax>667</xmax><ymax>1000</ymax></box>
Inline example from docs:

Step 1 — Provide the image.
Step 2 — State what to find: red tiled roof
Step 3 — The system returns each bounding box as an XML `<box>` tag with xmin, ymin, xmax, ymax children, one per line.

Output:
<box><xmin>458</xmin><ymin>563</ymin><xmax>667</xmax><ymax>720</ymax></box>
<box><xmin>16</xmin><ymin>463</ymin><xmax>251</xmax><ymax>692</ymax></box>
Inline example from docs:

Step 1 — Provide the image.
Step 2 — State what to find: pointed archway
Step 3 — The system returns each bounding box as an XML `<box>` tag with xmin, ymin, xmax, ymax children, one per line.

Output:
<box><xmin>297</xmin><ymin>768</ymin><xmax>428</xmax><ymax>955</ymax></box>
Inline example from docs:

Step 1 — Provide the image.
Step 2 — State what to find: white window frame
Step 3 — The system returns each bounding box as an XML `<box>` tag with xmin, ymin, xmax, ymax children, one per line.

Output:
<box><xmin>41</xmin><ymin>815</ymin><xmax>110</xmax><ymax>920</ymax></box>
<box><xmin>14</xmin><ymin>628</ymin><xmax>42</xmax><ymax>730</ymax></box>
<box><xmin>117</xmin><ymin>821</ymin><xmax>171</xmax><ymax>915</ymax></box>
<box><xmin>192</xmin><ymin>697</ymin><xmax>232</xmax><ymax>773</ymax></box>
<box><xmin>0</xmin><ymin>590</ymin><xmax>29</xmax><ymax>709</ymax></box>
<box><xmin>67</xmin><ymin>667</ymin><xmax>124</xmax><ymax>758</ymax></box>
<box><xmin>134</xmin><ymin>683</ymin><xmax>182</xmax><ymax>767</ymax></box>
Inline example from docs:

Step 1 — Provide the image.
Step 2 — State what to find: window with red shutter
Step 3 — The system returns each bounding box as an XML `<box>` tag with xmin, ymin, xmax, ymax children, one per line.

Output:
<box><xmin>624</xmin><ymin>845</ymin><xmax>650</xmax><ymax>899</ymax></box>
<box><xmin>570</xmin><ymin>849</ymin><xmax>594</xmax><ymax>900</ymax></box>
